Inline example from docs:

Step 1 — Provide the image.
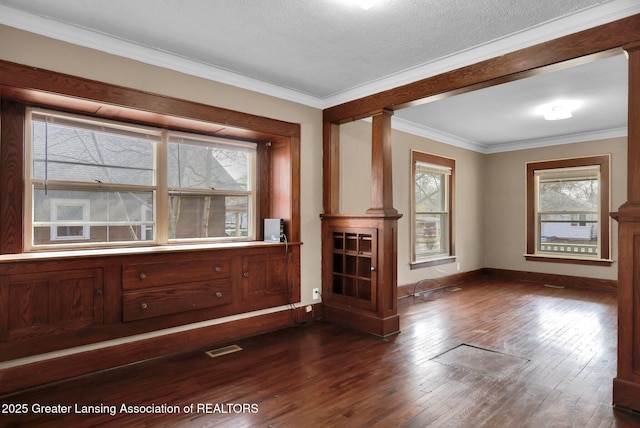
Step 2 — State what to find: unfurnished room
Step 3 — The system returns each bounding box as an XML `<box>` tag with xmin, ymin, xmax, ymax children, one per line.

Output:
<box><xmin>1</xmin><ymin>1</ymin><xmax>640</xmax><ymax>426</ymax></box>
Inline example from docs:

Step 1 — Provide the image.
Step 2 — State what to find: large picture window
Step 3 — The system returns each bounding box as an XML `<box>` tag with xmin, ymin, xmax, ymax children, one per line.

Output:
<box><xmin>26</xmin><ymin>108</ymin><xmax>256</xmax><ymax>250</ymax></box>
<box><xmin>526</xmin><ymin>155</ymin><xmax>610</xmax><ymax>265</ymax></box>
<box><xmin>411</xmin><ymin>150</ymin><xmax>455</xmax><ymax>267</ymax></box>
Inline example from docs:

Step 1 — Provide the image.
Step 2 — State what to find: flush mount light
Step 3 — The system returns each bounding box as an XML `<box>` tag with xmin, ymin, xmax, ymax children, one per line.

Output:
<box><xmin>536</xmin><ymin>100</ymin><xmax>582</xmax><ymax>121</ymax></box>
<box><xmin>350</xmin><ymin>0</ymin><xmax>376</xmax><ymax>10</ymax></box>
<box><xmin>544</xmin><ymin>105</ymin><xmax>572</xmax><ymax>120</ymax></box>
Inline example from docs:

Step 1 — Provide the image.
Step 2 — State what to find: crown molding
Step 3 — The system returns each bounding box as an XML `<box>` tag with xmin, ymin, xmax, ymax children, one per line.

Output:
<box><xmin>391</xmin><ymin>117</ymin><xmax>627</xmax><ymax>154</ymax></box>
<box><xmin>0</xmin><ymin>5</ymin><xmax>325</xmax><ymax>109</ymax></box>
<box><xmin>1</xmin><ymin>2</ymin><xmax>638</xmax><ymax>111</ymax></box>
<box><xmin>322</xmin><ymin>0</ymin><xmax>640</xmax><ymax>107</ymax></box>
<box><xmin>390</xmin><ymin>117</ymin><xmax>485</xmax><ymax>153</ymax></box>
<box><xmin>482</xmin><ymin>127</ymin><xmax>628</xmax><ymax>154</ymax></box>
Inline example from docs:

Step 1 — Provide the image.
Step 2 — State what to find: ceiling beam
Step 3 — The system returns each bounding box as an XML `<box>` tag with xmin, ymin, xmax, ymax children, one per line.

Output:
<box><xmin>323</xmin><ymin>14</ymin><xmax>640</xmax><ymax>124</ymax></box>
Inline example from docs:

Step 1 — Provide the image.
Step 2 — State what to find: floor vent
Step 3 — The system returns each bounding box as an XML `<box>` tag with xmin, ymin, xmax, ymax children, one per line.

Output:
<box><xmin>543</xmin><ymin>284</ymin><xmax>565</xmax><ymax>289</ymax></box>
<box><xmin>205</xmin><ymin>345</ymin><xmax>243</xmax><ymax>358</ymax></box>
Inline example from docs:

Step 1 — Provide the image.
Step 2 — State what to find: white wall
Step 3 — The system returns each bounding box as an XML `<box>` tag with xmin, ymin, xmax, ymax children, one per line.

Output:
<box><xmin>339</xmin><ymin>120</ymin><xmax>626</xmax><ymax>285</ymax></box>
<box><xmin>484</xmin><ymin>137</ymin><xmax>626</xmax><ymax>281</ymax></box>
<box><xmin>339</xmin><ymin>120</ymin><xmax>486</xmax><ymax>287</ymax></box>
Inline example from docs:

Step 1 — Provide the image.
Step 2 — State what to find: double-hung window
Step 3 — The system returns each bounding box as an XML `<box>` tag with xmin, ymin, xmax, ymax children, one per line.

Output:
<box><xmin>526</xmin><ymin>155</ymin><xmax>610</xmax><ymax>264</ymax></box>
<box><xmin>411</xmin><ymin>150</ymin><xmax>455</xmax><ymax>267</ymax></box>
<box><xmin>26</xmin><ymin>108</ymin><xmax>256</xmax><ymax>250</ymax></box>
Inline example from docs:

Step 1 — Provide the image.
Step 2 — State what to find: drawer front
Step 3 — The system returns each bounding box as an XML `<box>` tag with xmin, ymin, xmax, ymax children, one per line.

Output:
<box><xmin>122</xmin><ymin>259</ymin><xmax>230</xmax><ymax>290</ymax></box>
<box><xmin>122</xmin><ymin>280</ymin><xmax>232</xmax><ymax>322</ymax></box>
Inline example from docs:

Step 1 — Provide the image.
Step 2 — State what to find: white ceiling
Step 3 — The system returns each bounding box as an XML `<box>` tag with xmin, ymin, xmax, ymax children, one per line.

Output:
<box><xmin>0</xmin><ymin>0</ymin><xmax>638</xmax><ymax>152</ymax></box>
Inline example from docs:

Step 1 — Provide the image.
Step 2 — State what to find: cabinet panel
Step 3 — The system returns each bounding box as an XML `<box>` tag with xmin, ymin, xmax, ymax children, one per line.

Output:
<box><xmin>122</xmin><ymin>258</ymin><xmax>230</xmax><ymax>290</ymax></box>
<box><xmin>241</xmin><ymin>252</ymin><xmax>289</xmax><ymax>301</ymax></box>
<box><xmin>122</xmin><ymin>280</ymin><xmax>232</xmax><ymax>322</ymax></box>
<box><xmin>0</xmin><ymin>269</ymin><xmax>103</xmax><ymax>341</ymax></box>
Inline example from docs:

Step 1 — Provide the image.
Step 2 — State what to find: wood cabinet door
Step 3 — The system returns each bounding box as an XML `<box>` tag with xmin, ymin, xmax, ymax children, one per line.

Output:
<box><xmin>327</xmin><ymin>227</ymin><xmax>378</xmax><ymax>311</ymax></box>
<box><xmin>241</xmin><ymin>251</ymin><xmax>290</xmax><ymax>306</ymax></box>
<box><xmin>0</xmin><ymin>269</ymin><xmax>103</xmax><ymax>341</ymax></box>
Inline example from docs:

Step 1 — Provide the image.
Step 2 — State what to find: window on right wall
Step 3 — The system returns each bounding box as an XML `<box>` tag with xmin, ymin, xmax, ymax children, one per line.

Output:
<box><xmin>525</xmin><ymin>155</ymin><xmax>612</xmax><ymax>265</ymax></box>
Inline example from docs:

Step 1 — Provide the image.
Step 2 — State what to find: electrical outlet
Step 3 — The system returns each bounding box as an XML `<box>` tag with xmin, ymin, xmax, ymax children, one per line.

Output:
<box><xmin>312</xmin><ymin>288</ymin><xmax>320</xmax><ymax>300</ymax></box>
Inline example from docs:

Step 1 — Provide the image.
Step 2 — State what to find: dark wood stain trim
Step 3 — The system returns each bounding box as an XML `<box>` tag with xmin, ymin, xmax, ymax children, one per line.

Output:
<box><xmin>0</xmin><ymin>304</ymin><xmax>320</xmax><ymax>396</ymax></box>
<box><xmin>485</xmin><ymin>268</ymin><xmax>617</xmax><ymax>292</ymax></box>
<box><xmin>0</xmin><ymin>60</ymin><xmax>300</xmax><ymax>140</ymax></box>
<box><xmin>324</xmin><ymin>15</ymin><xmax>640</xmax><ymax>123</ymax></box>
<box><xmin>525</xmin><ymin>155</ymin><xmax>611</xmax><ymax>262</ymax></box>
<box><xmin>0</xmin><ymin>100</ymin><xmax>25</xmax><ymax>254</ymax></box>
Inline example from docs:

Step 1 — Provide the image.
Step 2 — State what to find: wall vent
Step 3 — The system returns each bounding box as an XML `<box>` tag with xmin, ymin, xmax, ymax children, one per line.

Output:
<box><xmin>205</xmin><ymin>345</ymin><xmax>243</xmax><ymax>358</ymax></box>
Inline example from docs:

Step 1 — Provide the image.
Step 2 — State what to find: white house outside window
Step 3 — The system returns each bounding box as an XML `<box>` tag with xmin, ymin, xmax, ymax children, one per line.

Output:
<box><xmin>26</xmin><ymin>108</ymin><xmax>256</xmax><ymax>250</ymax></box>
<box><xmin>525</xmin><ymin>155</ymin><xmax>611</xmax><ymax>264</ymax></box>
<box><xmin>536</xmin><ymin>165</ymin><xmax>599</xmax><ymax>257</ymax></box>
<box><xmin>50</xmin><ymin>198</ymin><xmax>90</xmax><ymax>241</ymax></box>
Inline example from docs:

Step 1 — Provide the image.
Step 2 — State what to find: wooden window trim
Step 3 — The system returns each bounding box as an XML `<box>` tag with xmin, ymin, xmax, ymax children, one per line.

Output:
<box><xmin>0</xmin><ymin>60</ymin><xmax>301</xmax><ymax>255</ymax></box>
<box><xmin>410</xmin><ymin>150</ymin><xmax>455</xmax><ymax>267</ymax></box>
<box><xmin>525</xmin><ymin>155</ymin><xmax>611</xmax><ymax>266</ymax></box>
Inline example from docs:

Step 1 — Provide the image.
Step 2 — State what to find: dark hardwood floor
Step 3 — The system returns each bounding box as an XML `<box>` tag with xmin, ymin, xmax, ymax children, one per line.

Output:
<box><xmin>2</xmin><ymin>279</ymin><xmax>640</xmax><ymax>427</ymax></box>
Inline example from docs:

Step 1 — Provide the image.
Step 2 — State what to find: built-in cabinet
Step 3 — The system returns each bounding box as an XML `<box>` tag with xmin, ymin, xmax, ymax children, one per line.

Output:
<box><xmin>0</xmin><ymin>243</ymin><xmax>300</xmax><ymax>362</ymax></box>
<box><xmin>329</xmin><ymin>228</ymin><xmax>377</xmax><ymax>310</ymax></box>
<box><xmin>0</xmin><ymin>60</ymin><xmax>302</xmax><ymax>373</ymax></box>
<box><xmin>321</xmin><ymin>215</ymin><xmax>400</xmax><ymax>337</ymax></box>
<box><xmin>0</xmin><ymin>268</ymin><xmax>104</xmax><ymax>342</ymax></box>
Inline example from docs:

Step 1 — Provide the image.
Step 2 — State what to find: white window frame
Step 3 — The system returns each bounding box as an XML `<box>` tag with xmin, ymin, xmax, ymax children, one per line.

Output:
<box><xmin>534</xmin><ymin>165</ymin><xmax>600</xmax><ymax>258</ymax></box>
<box><xmin>49</xmin><ymin>198</ymin><xmax>90</xmax><ymax>241</ymax></box>
<box><xmin>25</xmin><ymin>108</ymin><xmax>257</xmax><ymax>251</ymax></box>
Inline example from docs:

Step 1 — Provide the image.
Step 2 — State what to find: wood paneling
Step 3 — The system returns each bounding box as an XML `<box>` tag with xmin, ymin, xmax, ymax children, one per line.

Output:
<box><xmin>321</xmin><ymin>214</ymin><xmax>401</xmax><ymax>337</ymax></box>
<box><xmin>1</xmin><ymin>269</ymin><xmax>103</xmax><ymax>341</ymax></box>
<box><xmin>0</xmin><ymin>244</ymin><xmax>300</xmax><ymax>362</ymax></box>
<box><xmin>0</xmin><ymin>100</ymin><xmax>24</xmax><ymax>254</ymax></box>
<box><xmin>0</xmin><ymin>60</ymin><xmax>302</xmax><ymax>377</ymax></box>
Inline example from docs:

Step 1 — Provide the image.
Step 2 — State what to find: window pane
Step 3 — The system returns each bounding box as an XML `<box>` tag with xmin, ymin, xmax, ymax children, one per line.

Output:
<box><xmin>31</xmin><ymin>118</ymin><xmax>156</xmax><ymax>186</ymax></box>
<box><xmin>415</xmin><ymin>170</ymin><xmax>445</xmax><ymax>212</ymax></box>
<box><xmin>169</xmin><ymin>195</ymin><xmax>249</xmax><ymax>239</ymax></box>
<box><xmin>414</xmin><ymin>213</ymin><xmax>448</xmax><ymax>259</ymax></box>
<box><xmin>539</xmin><ymin>178</ymin><xmax>598</xmax><ymax>212</ymax></box>
<box><xmin>167</xmin><ymin>139</ymin><xmax>253</xmax><ymax>191</ymax></box>
<box><xmin>33</xmin><ymin>188</ymin><xmax>154</xmax><ymax>245</ymax></box>
<box><xmin>538</xmin><ymin>213</ymin><xmax>598</xmax><ymax>256</ymax></box>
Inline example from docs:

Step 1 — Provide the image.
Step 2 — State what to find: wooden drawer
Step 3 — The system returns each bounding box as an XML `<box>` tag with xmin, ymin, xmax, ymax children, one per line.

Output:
<box><xmin>122</xmin><ymin>280</ymin><xmax>232</xmax><ymax>322</ymax></box>
<box><xmin>122</xmin><ymin>258</ymin><xmax>230</xmax><ymax>290</ymax></box>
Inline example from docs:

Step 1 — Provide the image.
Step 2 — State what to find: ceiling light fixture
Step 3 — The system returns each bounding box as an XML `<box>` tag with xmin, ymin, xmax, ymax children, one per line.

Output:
<box><xmin>536</xmin><ymin>100</ymin><xmax>581</xmax><ymax>121</ymax></box>
<box><xmin>544</xmin><ymin>105</ymin><xmax>572</xmax><ymax>121</ymax></box>
<box><xmin>350</xmin><ymin>0</ymin><xmax>376</xmax><ymax>10</ymax></box>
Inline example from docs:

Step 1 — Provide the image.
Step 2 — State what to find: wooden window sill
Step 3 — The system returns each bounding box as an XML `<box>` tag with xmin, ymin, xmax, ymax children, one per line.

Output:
<box><xmin>524</xmin><ymin>254</ymin><xmax>613</xmax><ymax>266</ymax></box>
<box><xmin>410</xmin><ymin>256</ymin><xmax>456</xmax><ymax>270</ymax></box>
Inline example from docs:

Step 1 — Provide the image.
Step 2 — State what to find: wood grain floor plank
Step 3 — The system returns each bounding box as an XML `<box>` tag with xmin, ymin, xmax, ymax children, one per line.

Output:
<box><xmin>1</xmin><ymin>279</ymin><xmax>639</xmax><ymax>427</ymax></box>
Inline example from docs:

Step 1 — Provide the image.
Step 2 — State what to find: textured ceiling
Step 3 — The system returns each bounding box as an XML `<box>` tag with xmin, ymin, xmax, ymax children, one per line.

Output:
<box><xmin>0</xmin><ymin>0</ymin><xmax>637</xmax><ymax>151</ymax></box>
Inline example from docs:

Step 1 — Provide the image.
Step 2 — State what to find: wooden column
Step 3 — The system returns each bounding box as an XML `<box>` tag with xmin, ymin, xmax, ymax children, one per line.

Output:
<box><xmin>367</xmin><ymin>109</ymin><xmax>398</xmax><ymax>215</ymax></box>
<box><xmin>322</xmin><ymin>121</ymin><xmax>340</xmax><ymax>215</ymax></box>
<box><xmin>612</xmin><ymin>42</ymin><xmax>640</xmax><ymax>412</ymax></box>
<box><xmin>320</xmin><ymin>109</ymin><xmax>401</xmax><ymax>337</ymax></box>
